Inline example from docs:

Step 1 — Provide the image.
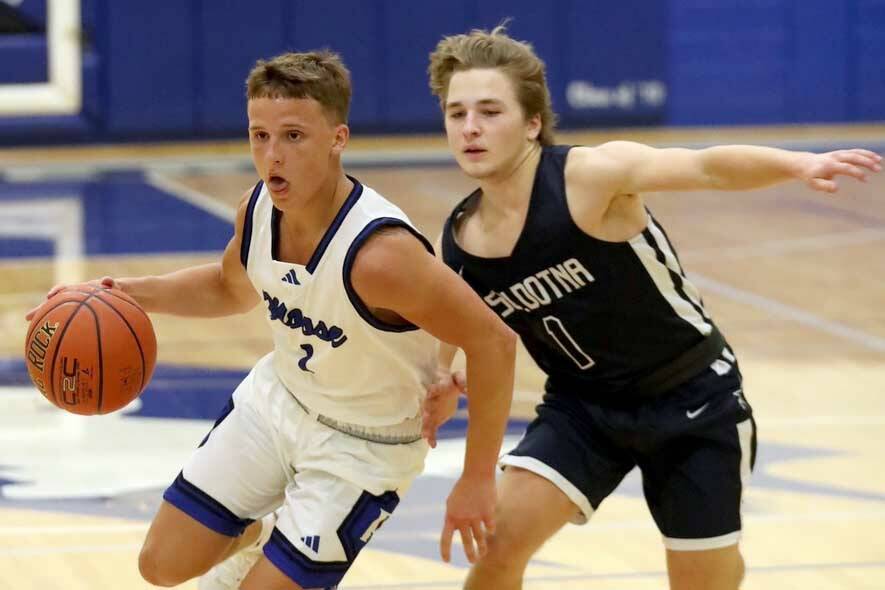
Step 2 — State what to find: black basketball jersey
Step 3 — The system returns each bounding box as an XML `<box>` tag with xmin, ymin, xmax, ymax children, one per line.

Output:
<box><xmin>442</xmin><ymin>145</ymin><xmax>729</xmax><ymax>400</ymax></box>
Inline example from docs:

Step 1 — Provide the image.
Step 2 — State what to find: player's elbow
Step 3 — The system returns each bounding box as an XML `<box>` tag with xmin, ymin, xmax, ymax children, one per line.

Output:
<box><xmin>487</xmin><ymin>322</ymin><xmax>518</xmax><ymax>363</ymax></box>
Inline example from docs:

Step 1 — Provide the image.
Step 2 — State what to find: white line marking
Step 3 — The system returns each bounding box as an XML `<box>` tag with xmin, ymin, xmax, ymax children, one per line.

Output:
<box><xmin>690</xmin><ymin>273</ymin><xmax>885</xmax><ymax>352</ymax></box>
<box><xmin>144</xmin><ymin>171</ymin><xmax>235</xmax><ymax>222</ymax></box>
<box><xmin>683</xmin><ymin>229</ymin><xmax>885</xmax><ymax>261</ymax></box>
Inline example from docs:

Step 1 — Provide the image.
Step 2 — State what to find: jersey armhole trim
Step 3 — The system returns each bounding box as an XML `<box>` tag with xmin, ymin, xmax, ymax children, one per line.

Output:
<box><xmin>239</xmin><ymin>181</ymin><xmax>264</xmax><ymax>269</ymax></box>
<box><xmin>342</xmin><ymin>218</ymin><xmax>434</xmax><ymax>333</ymax></box>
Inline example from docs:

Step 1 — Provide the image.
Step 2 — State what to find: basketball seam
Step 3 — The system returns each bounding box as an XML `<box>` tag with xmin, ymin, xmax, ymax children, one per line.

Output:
<box><xmin>96</xmin><ymin>288</ymin><xmax>151</xmax><ymax>321</ymax></box>
<box><xmin>47</xmin><ymin>296</ymin><xmax>96</xmax><ymax>408</ymax></box>
<box><xmin>92</xmin><ymin>295</ymin><xmax>147</xmax><ymax>402</ymax></box>
<box><xmin>79</xmin><ymin>303</ymin><xmax>104</xmax><ymax>414</ymax></box>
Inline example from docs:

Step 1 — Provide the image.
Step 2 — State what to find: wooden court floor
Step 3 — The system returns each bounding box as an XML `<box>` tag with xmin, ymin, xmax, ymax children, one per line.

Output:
<box><xmin>0</xmin><ymin>125</ymin><xmax>884</xmax><ymax>589</ymax></box>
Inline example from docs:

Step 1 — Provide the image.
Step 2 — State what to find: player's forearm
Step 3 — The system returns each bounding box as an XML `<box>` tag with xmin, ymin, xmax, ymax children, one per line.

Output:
<box><xmin>700</xmin><ymin>145</ymin><xmax>809</xmax><ymax>190</ymax></box>
<box><xmin>117</xmin><ymin>263</ymin><xmax>254</xmax><ymax>317</ymax></box>
<box><xmin>460</xmin><ymin>330</ymin><xmax>516</xmax><ymax>477</ymax></box>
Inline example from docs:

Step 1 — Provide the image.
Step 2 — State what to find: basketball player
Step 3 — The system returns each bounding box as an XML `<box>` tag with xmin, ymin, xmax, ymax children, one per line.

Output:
<box><xmin>27</xmin><ymin>51</ymin><xmax>516</xmax><ymax>589</ymax></box>
<box><xmin>421</xmin><ymin>26</ymin><xmax>882</xmax><ymax>590</ymax></box>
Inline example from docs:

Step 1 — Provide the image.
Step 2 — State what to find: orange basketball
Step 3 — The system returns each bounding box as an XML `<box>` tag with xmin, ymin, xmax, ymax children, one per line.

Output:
<box><xmin>23</xmin><ymin>284</ymin><xmax>157</xmax><ymax>415</ymax></box>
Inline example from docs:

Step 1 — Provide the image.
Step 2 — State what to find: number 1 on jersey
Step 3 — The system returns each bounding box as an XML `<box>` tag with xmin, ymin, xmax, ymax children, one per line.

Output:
<box><xmin>543</xmin><ymin>316</ymin><xmax>595</xmax><ymax>370</ymax></box>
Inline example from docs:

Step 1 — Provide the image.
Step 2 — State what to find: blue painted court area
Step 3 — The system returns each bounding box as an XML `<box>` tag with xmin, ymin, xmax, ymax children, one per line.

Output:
<box><xmin>0</xmin><ymin>171</ymin><xmax>231</xmax><ymax>257</ymax></box>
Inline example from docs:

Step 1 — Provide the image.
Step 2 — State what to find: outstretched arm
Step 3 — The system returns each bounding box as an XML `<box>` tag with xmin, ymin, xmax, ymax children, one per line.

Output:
<box><xmin>350</xmin><ymin>227</ymin><xmax>516</xmax><ymax>565</ymax></box>
<box><xmin>582</xmin><ymin>141</ymin><xmax>882</xmax><ymax>195</ymax></box>
<box><xmin>26</xmin><ymin>188</ymin><xmax>260</xmax><ymax>321</ymax></box>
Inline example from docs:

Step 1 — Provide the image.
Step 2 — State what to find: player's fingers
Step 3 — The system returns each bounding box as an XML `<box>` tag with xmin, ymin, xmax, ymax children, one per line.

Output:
<box><xmin>483</xmin><ymin>513</ymin><xmax>496</xmax><ymax>536</ymax></box>
<box><xmin>837</xmin><ymin>151</ymin><xmax>881</xmax><ymax>170</ymax></box>
<box><xmin>809</xmin><ymin>178</ymin><xmax>838</xmax><ymax>193</ymax></box>
<box><xmin>459</xmin><ymin>524</ymin><xmax>477</xmax><ymax>563</ymax></box>
<box><xmin>24</xmin><ymin>306</ymin><xmax>39</xmax><ymax>321</ymax></box>
<box><xmin>453</xmin><ymin>371</ymin><xmax>467</xmax><ymax>392</ymax></box>
<box><xmin>46</xmin><ymin>284</ymin><xmax>67</xmax><ymax>299</ymax></box>
<box><xmin>472</xmin><ymin>519</ymin><xmax>488</xmax><ymax>558</ymax></box>
<box><xmin>846</xmin><ymin>149</ymin><xmax>882</xmax><ymax>162</ymax></box>
<box><xmin>440</xmin><ymin>520</ymin><xmax>455</xmax><ymax>563</ymax></box>
<box><xmin>99</xmin><ymin>276</ymin><xmax>116</xmax><ymax>289</ymax></box>
<box><xmin>833</xmin><ymin>162</ymin><xmax>866</xmax><ymax>181</ymax></box>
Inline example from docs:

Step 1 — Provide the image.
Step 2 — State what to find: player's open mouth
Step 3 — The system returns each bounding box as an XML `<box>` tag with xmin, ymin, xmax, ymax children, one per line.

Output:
<box><xmin>268</xmin><ymin>175</ymin><xmax>289</xmax><ymax>192</ymax></box>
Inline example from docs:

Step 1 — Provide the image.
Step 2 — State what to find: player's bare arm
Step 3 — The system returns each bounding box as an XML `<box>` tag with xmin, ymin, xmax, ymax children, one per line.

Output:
<box><xmin>26</xmin><ymin>188</ymin><xmax>261</xmax><ymax>321</ymax></box>
<box><xmin>118</xmin><ymin>187</ymin><xmax>259</xmax><ymax>316</ymax></box>
<box><xmin>349</xmin><ymin>227</ymin><xmax>517</xmax><ymax>564</ymax></box>
<box><xmin>421</xmin><ymin>233</ymin><xmax>468</xmax><ymax>448</ymax></box>
<box><xmin>585</xmin><ymin>141</ymin><xmax>881</xmax><ymax>195</ymax></box>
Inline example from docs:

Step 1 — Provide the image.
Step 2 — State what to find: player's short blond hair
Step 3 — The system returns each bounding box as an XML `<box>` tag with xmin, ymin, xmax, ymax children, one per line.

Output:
<box><xmin>246</xmin><ymin>51</ymin><xmax>351</xmax><ymax>124</ymax></box>
<box><xmin>429</xmin><ymin>25</ymin><xmax>557</xmax><ymax>146</ymax></box>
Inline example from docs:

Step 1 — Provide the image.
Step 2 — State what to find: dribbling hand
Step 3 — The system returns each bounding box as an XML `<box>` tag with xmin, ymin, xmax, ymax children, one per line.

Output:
<box><xmin>25</xmin><ymin>277</ymin><xmax>119</xmax><ymax>321</ymax></box>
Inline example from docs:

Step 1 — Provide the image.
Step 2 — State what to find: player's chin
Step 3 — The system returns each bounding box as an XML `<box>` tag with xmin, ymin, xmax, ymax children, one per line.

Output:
<box><xmin>457</xmin><ymin>159</ymin><xmax>496</xmax><ymax>179</ymax></box>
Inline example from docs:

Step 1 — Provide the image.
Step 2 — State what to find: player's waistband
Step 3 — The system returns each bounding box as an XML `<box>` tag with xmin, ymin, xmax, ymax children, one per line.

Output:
<box><xmin>546</xmin><ymin>327</ymin><xmax>727</xmax><ymax>402</ymax></box>
<box><xmin>288</xmin><ymin>393</ymin><xmax>423</xmax><ymax>445</ymax></box>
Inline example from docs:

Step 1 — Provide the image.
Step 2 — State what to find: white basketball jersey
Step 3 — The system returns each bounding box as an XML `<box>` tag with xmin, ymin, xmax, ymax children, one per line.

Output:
<box><xmin>241</xmin><ymin>178</ymin><xmax>437</xmax><ymax>426</ymax></box>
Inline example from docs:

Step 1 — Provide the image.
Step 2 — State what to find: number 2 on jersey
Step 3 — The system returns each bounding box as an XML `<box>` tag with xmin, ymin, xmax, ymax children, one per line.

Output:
<box><xmin>298</xmin><ymin>344</ymin><xmax>315</xmax><ymax>373</ymax></box>
<box><xmin>543</xmin><ymin>316</ymin><xmax>595</xmax><ymax>369</ymax></box>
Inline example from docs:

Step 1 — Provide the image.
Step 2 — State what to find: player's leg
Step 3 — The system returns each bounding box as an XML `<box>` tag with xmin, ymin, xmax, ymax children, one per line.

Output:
<box><xmin>639</xmin><ymin>362</ymin><xmax>755</xmax><ymax>590</ymax></box>
<box><xmin>666</xmin><ymin>545</ymin><xmax>745</xmax><ymax>590</ymax></box>
<box><xmin>467</xmin><ymin>395</ymin><xmax>636</xmax><ymax>590</ymax></box>
<box><xmin>463</xmin><ymin>466</ymin><xmax>576</xmax><ymax>590</ymax></box>
<box><xmin>138</xmin><ymin>360</ymin><xmax>288</xmax><ymax>586</ymax></box>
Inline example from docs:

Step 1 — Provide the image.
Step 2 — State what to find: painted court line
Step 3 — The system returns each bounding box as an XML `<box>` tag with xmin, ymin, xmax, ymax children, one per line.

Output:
<box><xmin>690</xmin><ymin>273</ymin><xmax>885</xmax><ymax>353</ymax></box>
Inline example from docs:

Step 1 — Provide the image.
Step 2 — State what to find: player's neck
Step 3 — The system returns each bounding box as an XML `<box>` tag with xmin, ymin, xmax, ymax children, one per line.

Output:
<box><xmin>279</xmin><ymin>172</ymin><xmax>352</xmax><ymax>242</ymax></box>
<box><xmin>477</xmin><ymin>142</ymin><xmax>541</xmax><ymax>217</ymax></box>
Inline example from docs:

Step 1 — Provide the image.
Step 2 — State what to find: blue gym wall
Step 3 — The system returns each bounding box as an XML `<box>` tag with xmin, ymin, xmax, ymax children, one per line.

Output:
<box><xmin>1</xmin><ymin>0</ymin><xmax>883</xmax><ymax>145</ymax></box>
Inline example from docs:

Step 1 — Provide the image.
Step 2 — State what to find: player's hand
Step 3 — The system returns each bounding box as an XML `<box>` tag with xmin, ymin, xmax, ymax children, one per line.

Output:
<box><xmin>440</xmin><ymin>473</ymin><xmax>496</xmax><ymax>564</ymax></box>
<box><xmin>25</xmin><ymin>277</ymin><xmax>119</xmax><ymax>321</ymax></box>
<box><xmin>796</xmin><ymin>149</ymin><xmax>882</xmax><ymax>193</ymax></box>
<box><xmin>421</xmin><ymin>370</ymin><xmax>467</xmax><ymax>448</ymax></box>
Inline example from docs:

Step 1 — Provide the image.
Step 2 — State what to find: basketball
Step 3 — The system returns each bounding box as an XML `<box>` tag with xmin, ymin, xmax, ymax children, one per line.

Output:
<box><xmin>23</xmin><ymin>284</ymin><xmax>157</xmax><ymax>415</ymax></box>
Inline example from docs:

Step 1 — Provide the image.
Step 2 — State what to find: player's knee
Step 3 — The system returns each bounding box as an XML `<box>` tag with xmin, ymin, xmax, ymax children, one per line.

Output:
<box><xmin>479</xmin><ymin>521</ymin><xmax>534</xmax><ymax>569</ymax></box>
<box><xmin>138</xmin><ymin>541</ymin><xmax>208</xmax><ymax>587</ymax></box>
<box><xmin>668</xmin><ymin>546</ymin><xmax>745</xmax><ymax>590</ymax></box>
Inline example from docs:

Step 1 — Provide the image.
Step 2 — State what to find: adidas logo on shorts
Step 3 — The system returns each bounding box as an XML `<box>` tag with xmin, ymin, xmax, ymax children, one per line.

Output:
<box><xmin>300</xmin><ymin>535</ymin><xmax>320</xmax><ymax>552</ymax></box>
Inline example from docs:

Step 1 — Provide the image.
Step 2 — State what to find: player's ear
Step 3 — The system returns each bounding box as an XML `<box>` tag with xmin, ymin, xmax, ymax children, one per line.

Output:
<box><xmin>526</xmin><ymin>113</ymin><xmax>541</xmax><ymax>142</ymax></box>
<box><xmin>331</xmin><ymin>124</ymin><xmax>349</xmax><ymax>155</ymax></box>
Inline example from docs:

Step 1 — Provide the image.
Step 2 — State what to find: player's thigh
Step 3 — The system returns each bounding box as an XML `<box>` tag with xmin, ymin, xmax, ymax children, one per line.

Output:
<box><xmin>490</xmin><ymin>466</ymin><xmax>580</xmax><ymax>560</ymax></box>
<box><xmin>241</xmin><ymin>557</ymin><xmax>303</xmax><ymax>590</ymax></box>
<box><xmin>140</xmin><ymin>500</ymin><xmax>238</xmax><ymax>576</ymax></box>
<box><xmin>666</xmin><ymin>545</ymin><xmax>745</xmax><ymax>590</ymax></box>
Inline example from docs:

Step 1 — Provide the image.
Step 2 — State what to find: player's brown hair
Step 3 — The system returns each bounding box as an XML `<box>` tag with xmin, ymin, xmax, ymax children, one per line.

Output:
<box><xmin>246</xmin><ymin>50</ymin><xmax>351</xmax><ymax>124</ymax></box>
<box><xmin>429</xmin><ymin>25</ymin><xmax>557</xmax><ymax>145</ymax></box>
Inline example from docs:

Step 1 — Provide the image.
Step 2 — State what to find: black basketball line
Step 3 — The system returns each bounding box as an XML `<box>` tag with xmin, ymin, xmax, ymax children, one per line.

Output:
<box><xmin>49</xmin><ymin>295</ymin><xmax>99</xmax><ymax>407</ymax></box>
<box><xmin>95</xmin><ymin>287</ymin><xmax>151</xmax><ymax>322</ymax></box>
<box><xmin>79</xmin><ymin>302</ymin><xmax>104</xmax><ymax>413</ymax></box>
<box><xmin>92</xmin><ymin>295</ymin><xmax>147</xmax><ymax>398</ymax></box>
<box><xmin>25</xmin><ymin>299</ymin><xmax>81</xmax><ymax>347</ymax></box>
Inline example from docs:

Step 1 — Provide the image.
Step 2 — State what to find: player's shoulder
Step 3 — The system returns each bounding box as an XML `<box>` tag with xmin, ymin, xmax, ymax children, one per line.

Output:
<box><xmin>565</xmin><ymin>143</ymin><xmax>640</xmax><ymax>188</ymax></box>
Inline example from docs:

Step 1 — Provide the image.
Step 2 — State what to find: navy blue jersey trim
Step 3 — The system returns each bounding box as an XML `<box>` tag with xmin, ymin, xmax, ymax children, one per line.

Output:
<box><xmin>239</xmin><ymin>181</ymin><xmax>264</xmax><ymax>269</ymax></box>
<box><xmin>342</xmin><ymin>218</ymin><xmax>434</xmax><ymax>332</ymax></box>
<box><xmin>198</xmin><ymin>396</ymin><xmax>235</xmax><ymax>448</ymax></box>
<box><xmin>271</xmin><ymin>206</ymin><xmax>282</xmax><ymax>261</ymax></box>
<box><xmin>304</xmin><ymin>176</ymin><xmax>364</xmax><ymax>274</ymax></box>
<box><xmin>264</xmin><ymin>528</ymin><xmax>350</xmax><ymax>588</ymax></box>
<box><xmin>642</xmin><ymin>227</ymin><xmax>711</xmax><ymax>324</ymax></box>
<box><xmin>162</xmin><ymin>472</ymin><xmax>253</xmax><ymax>537</ymax></box>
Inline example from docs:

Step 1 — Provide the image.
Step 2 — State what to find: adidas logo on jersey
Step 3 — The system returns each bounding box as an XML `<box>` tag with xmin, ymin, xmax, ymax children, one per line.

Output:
<box><xmin>300</xmin><ymin>535</ymin><xmax>321</xmax><ymax>552</ymax></box>
<box><xmin>281</xmin><ymin>268</ymin><xmax>300</xmax><ymax>285</ymax></box>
